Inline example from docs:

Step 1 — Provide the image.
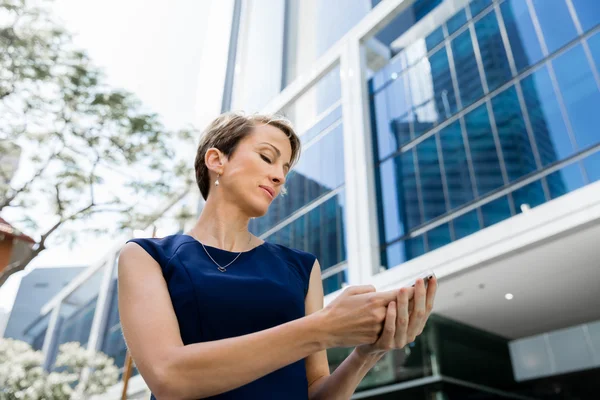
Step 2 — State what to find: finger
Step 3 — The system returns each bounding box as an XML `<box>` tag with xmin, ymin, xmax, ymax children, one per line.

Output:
<box><xmin>425</xmin><ymin>276</ymin><xmax>438</xmax><ymax>314</ymax></box>
<box><xmin>406</xmin><ymin>279</ymin><xmax>426</xmax><ymax>342</ymax></box>
<box><xmin>395</xmin><ymin>288</ymin><xmax>409</xmax><ymax>348</ymax></box>
<box><xmin>377</xmin><ymin>301</ymin><xmax>397</xmax><ymax>348</ymax></box>
<box><xmin>367</xmin><ymin>289</ymin><xmax>399</xmax><ymax>306</ymax></box>
<box><xmin>345</xmin><ymin>285</ymin><xmax>376</xmax><ymax>296</ymax></box>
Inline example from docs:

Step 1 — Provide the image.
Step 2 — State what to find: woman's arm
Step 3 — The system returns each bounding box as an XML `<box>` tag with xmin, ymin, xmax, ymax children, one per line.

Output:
<box><xmin>119</xmin><ymin>243</ymin><xmax>396</xmax><ymax>400</ymax></box>
<box><xmin>304</xmin><ymin>265</ymin><xmax>386</xmax><ymax>400</ymax></box>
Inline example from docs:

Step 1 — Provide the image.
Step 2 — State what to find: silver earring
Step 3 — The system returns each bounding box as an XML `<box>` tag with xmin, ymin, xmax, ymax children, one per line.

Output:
<box><xmin>215</xmin><ymin>174</ymin><xmax>220</xmax><ymax>186</ymax></box>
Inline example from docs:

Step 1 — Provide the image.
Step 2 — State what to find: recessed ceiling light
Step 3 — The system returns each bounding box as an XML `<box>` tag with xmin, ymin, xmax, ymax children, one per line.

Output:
<box><xmin>505</xmin><ymin>293</ymin><xmax>514</xmax><ymax>300</ymax></box>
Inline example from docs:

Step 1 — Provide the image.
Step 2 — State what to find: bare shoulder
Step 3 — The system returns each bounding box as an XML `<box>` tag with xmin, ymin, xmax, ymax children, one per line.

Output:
<box><xmin>118</xmin><ymin>241</ymin><xmax>160</xmax><ymax>276</ymax></box>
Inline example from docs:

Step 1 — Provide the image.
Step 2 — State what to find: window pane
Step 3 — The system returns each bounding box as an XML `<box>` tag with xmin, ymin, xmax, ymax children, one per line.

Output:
<box><xmin>306</xmin><ymin>205</ymin><xmax>322</xmax><ymax>263</ymax></box>
<box><xmin>571</xmin><ymin>0</ymin><xmax>600</xmax><ymax>33</ymax></box>
<box><xmin>546</xmin><ymin>162</ymin><xmax>586</xmax><ymax>199</ymax></box>
<box><xmin>323</xmin><ymin>270</ymin><xmax>347</xmax><ymax>296</ymax></box>
<box><xmin>453</xmin><ymin>209</ymin><xmax>481</xmax><ymax>240</ymax></box>
<box><xmin>426</xmin><ymin>26</ymin><xmax>445</xmax><ymax>52</ymax></box>
<box><xmin>391</xmin><ymin>112</ymin><xmax>413</xmax><ymax>148</ymax></box>
<box><xmin>320</xmin><ymin>198</ymin><xmax>338</xmax><ymax>270</ymax></box>
<box><xmin>291</xmin><ymin>216</ymin><xmax>306</xmax><ymax>252</ymax></box>
<box><xmin>426</xmin><ymin>223</ymin><xmax>452</xmax><ymax>251</ymax></box>
<box><xmin>470</xmin><ymin>0</ymin><xmax>493</xmax><ymax>17</ymax></box>
<box><xmin>283</xmin><ymin>0</ymin><xmax>369</xmax><ymax>87</ymax></box>
<box><xmin>500</xmin><ymin>0</ymin><xmax>544</xmax><ymax>72</ymax></box>
<box><xmin>491</xmin><ymin>86</ymin><xmax>537</xmax><ymax>182</ymax></box>
<box><xmin>481</xmin><ymin>196</ymin><xmax>513</xmax><ymax>227</ymax></box>
<box><xmin>407</xmin><ymin>235</ymin><xmax>426</xmax><ymax>260</ymax></box>
<box><xmin>552</xmin><ymin>44</ymin><xmax>600</xmax><ymax>150</ymax></box>
<box><xmin>402</xmin><ymin>150</ymin><xmax>423</xmax><ymax>230</ymax></box>
<box><xmin>439</xmin><ymin>120</ymin><xmax>474</xmax><ymax>209</ymax></box>
<box><xmin>386</xmin><ymin>236</ymin><xmax>426</xmax><ymax>267</ymax></box>
<box><xmin>447</xmin><ymin>10</ymin><xmax>467</xmax><ymax>35</ymax></box>
<box><xmin>429</xmin><ymin>46</ymin><xmax>458</xmax><ymax>120</ymax></box>
<box><xmin>587</xmin><ymin>32</ymin><xmax>600</xmax><ymax>75</ymax></box>
<box><xmin>521</xmin><ymin>66</ymin><xmax>575</xmax><ymax>165</ymax></box>
<box><xmin>418</xmin><ymin>136</ymin><xmax>447</xmax><ymax>222</ymax></box>
<box><xmin>512</xmin><ymin>180</ymin><xmax>546</xmax><ymax>214</ymax></box>
<box><xmin>378</xmin><ymin>158</ymin><xmax>406</xmax><ymax>242</ymax></box>
<box><xmin>372</xmin><ymin>89</ymin><xmax>396</xmax><ymax>160</ymax></box>
<box><xmin>475</xmin><ymin>10</ymin><xmax>513</xmax><ymax>92</ymax></box>
<box><xmin>335</xmin><ymin>190</ymin><xmax>347</xmax><ymax>263</ymax></box>
<box><xmin>382</xmin><ymin>241</ymin><xmax>403</xmax><ymax>269</ymax></box>
<box><xmin>465</xmin><ymin>104</ymin><xmax>505</xmax><ymax>196</ymax></box>
<box><xmin>583</xmin><ymin>151</ymin><xmax>600</xmax><ymax>183</ymax></box>
<box><xmin>532</xmin><ymin>0</ymin><xmax>578</xmax><ymax>54</ymax></box>
<box><xmin>452</xmin><ymin>30</ymin><xmax>484</xmax><ymax>108</ymax></box>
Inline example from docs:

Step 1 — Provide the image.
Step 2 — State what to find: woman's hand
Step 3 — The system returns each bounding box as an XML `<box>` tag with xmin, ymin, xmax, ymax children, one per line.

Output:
<box><xmin>355</xmin><ymin>277</ymin><xmax>438</xmax><ymax>358</ymax></box>
<box><xmin>318</xmin><ymin>285</ymin><xmax>399</xmax><ymax>349</ymax></box>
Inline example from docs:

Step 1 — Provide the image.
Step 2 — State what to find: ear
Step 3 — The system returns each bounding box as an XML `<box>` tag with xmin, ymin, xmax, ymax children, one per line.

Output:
<box><xmin>205</xmin><ymin>147</ymin><xmax>227</xmax><ymax>175</ymax></box>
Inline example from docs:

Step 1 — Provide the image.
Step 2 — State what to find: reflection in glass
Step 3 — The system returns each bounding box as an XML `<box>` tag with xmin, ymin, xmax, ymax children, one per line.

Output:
<box><xmin>587</xmin><ymin>31</ymin><xmax>600</xmax><ymax>68</ymax></box>
<box><xmin>429</xmin><ymin>46</ymin><xmax>458</xmax><ymax>120</ymax></box>
<box><xmin>475</xmin><ymin>10</ymin><xmax>512</xmax><ymax>92</ymax></box>
<box><xmin>439</xmin><ymin>120</ymin><xmax>474</xmax><ymax>209</ymax></box>
<box><xmin>371</xmin><ymin>88</ymin><xmax>396</xmax><ymax>159</ymax></box>
<box><xmin>546</xmin><ymin>162</ymin><xmax>585</xmax><ymax>199</ymax></box>
<box><xmin>464</xmin><ymin>104</ymin><xmax>504</xmax><ymax>196</ymax></box>
<box><xmin>417</xmin><ymin>136</ymin><xmax>446</xmax><ymax>222</ymax></box>
<box><xmin>452</xmin><ymin>30</ymin><xmax>484</xmax><ymax>108</ymax></box>
<box><xmin>552</xmin><ymin>44</ymin><xmax>600</xmax><ymax>150</ymax></box>
<box><xmin>427</xmin><ymin>223</ymin><xmax>452</xmax><ymax>251</ymax></box>
<box><xmin>322</xmin><ymin>270</ymin><xmax>347</xmax><ymax>296</ymax></box>
<box><xmin>512</xmin><ymin>179</ymin><xmax>546</xmax><ymax>213</ymax></box>
<box><xmin>532</xmin><ymin>0</ymin><xmax>578</xmax><ymax>54</ymax></box>
<box><xmin>500</xmin><ymin>0</ymin><xmax>544</xmax><ymax>72</ymax></box>
<box><xmin>425</xmin><ymin>26</ymin><xmax>444</xmax><ymax>52</ymax></box>
<box><xmin>447</xmin><ymin>9</ymin><xmax>467</xmax><ymax>35</ymax></box>
<box><xmin>453</xmin><ymin>209</ymin><xmax>481</xmax><ymax>240</ymax></box>
<box><xmin>583</xmin><ymin>151</ymin><xmax>600</xmax><ymax>183</ymax></box>
<box><xmin>491</xmin><ymin>86</ymin><xmax>537</xmax><ymax>182</ymax></box>
<box><xmin>266</xmin><ymin>190</ymin><xmax>347</xmax><ymax>272</ymax></box>
<box><xmin>377</xmin><ymin>158</ymin><xmax>405</xmax><ymax>242</ymax></box>
<box><xmin>470</xmin><ymin>0</ymin><xmax>493</xmax><ymax>17</ymax></box>
<box><xmin>521</xmin><ymin>66</ymin><xmax>573</xmax><ymax>165</ymax></box>
<box><xmin>481</xmin><ymin>195</ymin><xmax>513</xmax><ymax>227</ymax></box>
<box><xmin>571</xmin><ymin>0</ymin><xmax>600</xmax><ymax>33</ymax></box>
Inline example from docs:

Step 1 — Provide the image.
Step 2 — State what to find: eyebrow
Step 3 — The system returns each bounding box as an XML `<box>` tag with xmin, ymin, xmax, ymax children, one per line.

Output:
<box><xmin>259</xmin><ymin>142</ymin><xmax>291</xmax><ymax>170</ymax></box>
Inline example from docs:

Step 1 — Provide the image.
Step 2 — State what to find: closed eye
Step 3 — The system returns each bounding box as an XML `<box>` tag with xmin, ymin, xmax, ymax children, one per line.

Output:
<box><xmin>260</xmin><ymin>154</ymin><xmax>272</xmax><ymax>164</ymax></box>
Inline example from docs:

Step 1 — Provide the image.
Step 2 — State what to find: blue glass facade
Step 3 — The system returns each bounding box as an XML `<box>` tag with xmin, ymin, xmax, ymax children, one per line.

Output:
<box><xmin>249</xmin><ymin>67</ymin><xmax>348</xmax><ymax>295</ymax></box>
<box><xmin>371</xmin><ymin>0</ymin><xmax>600</xmax><ymax>268</ymax></box>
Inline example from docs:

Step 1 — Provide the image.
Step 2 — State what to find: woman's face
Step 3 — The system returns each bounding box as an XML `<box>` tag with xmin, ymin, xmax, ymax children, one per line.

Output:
<box><xmin>214</xmin><ymin>123</ymin><xmax>292</xmax><ymax>217</ymax></box>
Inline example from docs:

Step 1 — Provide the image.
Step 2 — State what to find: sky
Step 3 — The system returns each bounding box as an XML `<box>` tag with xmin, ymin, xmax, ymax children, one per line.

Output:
<box><xmin>0</xmin><ymin>0</ymin><xmax>233</xmax><ymax>311</ymax></box>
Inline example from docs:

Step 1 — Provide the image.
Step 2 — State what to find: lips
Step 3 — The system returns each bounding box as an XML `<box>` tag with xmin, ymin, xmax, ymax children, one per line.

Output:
<box><xmin>259</xmin><ymin>185</ymin><xmax>274</xmax><ymax>198</ymax></box>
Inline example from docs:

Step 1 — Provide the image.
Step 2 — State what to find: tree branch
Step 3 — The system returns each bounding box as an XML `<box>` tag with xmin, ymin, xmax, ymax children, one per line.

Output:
<box><xmin>0</xmin><ymin>148</ymin><xmax>62</xmax><ymax>212</ymax></box>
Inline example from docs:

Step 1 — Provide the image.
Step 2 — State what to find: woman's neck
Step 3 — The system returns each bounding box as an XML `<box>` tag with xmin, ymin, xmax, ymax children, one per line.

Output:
<box><xmin>188</xmin><ymin>197</ymin><xmax>256</xmax><ymax>252</ymax></box>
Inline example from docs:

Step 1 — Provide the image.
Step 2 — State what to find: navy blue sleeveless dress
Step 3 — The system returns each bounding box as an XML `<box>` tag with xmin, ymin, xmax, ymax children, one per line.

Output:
<box><xmin>126</xmin><ymin>233</ymin><xmax>317</xmax><ymax>399</ymax></box>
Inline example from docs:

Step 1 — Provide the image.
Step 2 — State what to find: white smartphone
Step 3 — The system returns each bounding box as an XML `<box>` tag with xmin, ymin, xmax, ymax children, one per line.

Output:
<box><xmin>401</xmin><ymin>269</ymin><xmax>435</xmax><ymax>289</ymax></box>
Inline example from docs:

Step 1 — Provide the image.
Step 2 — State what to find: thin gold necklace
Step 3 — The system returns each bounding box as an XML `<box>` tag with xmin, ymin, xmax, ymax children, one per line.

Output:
<box><xmin>190</xmin><ymin>232</ymin><xmax>252</xmax><ymax>272</ymax></box>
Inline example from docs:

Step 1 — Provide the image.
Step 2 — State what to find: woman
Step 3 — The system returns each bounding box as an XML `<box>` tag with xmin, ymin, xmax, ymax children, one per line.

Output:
<box><xmin>118</xmin><ymin>112</ymin><xmax>437</xmax><ymax>399</ymax></box>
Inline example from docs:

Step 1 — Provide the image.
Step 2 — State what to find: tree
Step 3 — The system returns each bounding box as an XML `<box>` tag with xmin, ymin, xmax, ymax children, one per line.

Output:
<box><xmin>0</xmin><ymin>0</ymin><xmax>198</xmax><ymax>286</ymax></box>
<box><xmin>0</xmin><ymin>338</ymin><xmax>119</xmax><ymax>400</ymax></box>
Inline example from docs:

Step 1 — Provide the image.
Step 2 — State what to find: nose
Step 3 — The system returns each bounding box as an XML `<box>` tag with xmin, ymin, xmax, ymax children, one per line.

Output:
<box><xmin>270</xmin><ymin>166</ymin><xmax>286</xmax><ymax>186</ymax></box>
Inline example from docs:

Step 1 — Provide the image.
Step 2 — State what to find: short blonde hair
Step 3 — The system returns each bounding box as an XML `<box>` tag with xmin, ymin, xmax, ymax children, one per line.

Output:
<box><xmin>194</xmin><ymin>112</ymin><xmax>301</xmax><ymax>200</ymax></box>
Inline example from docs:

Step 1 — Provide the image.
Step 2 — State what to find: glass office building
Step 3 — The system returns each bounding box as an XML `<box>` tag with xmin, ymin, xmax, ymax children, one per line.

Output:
<box><xmin>227</xmin><ymin>0</ymin><xmax>600</xmax><ymax>398</ymax></box>
<box><xmin>370</xmin><ymin>0</ymin><xmax>600</xmax><ymax>268</ymax></box>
